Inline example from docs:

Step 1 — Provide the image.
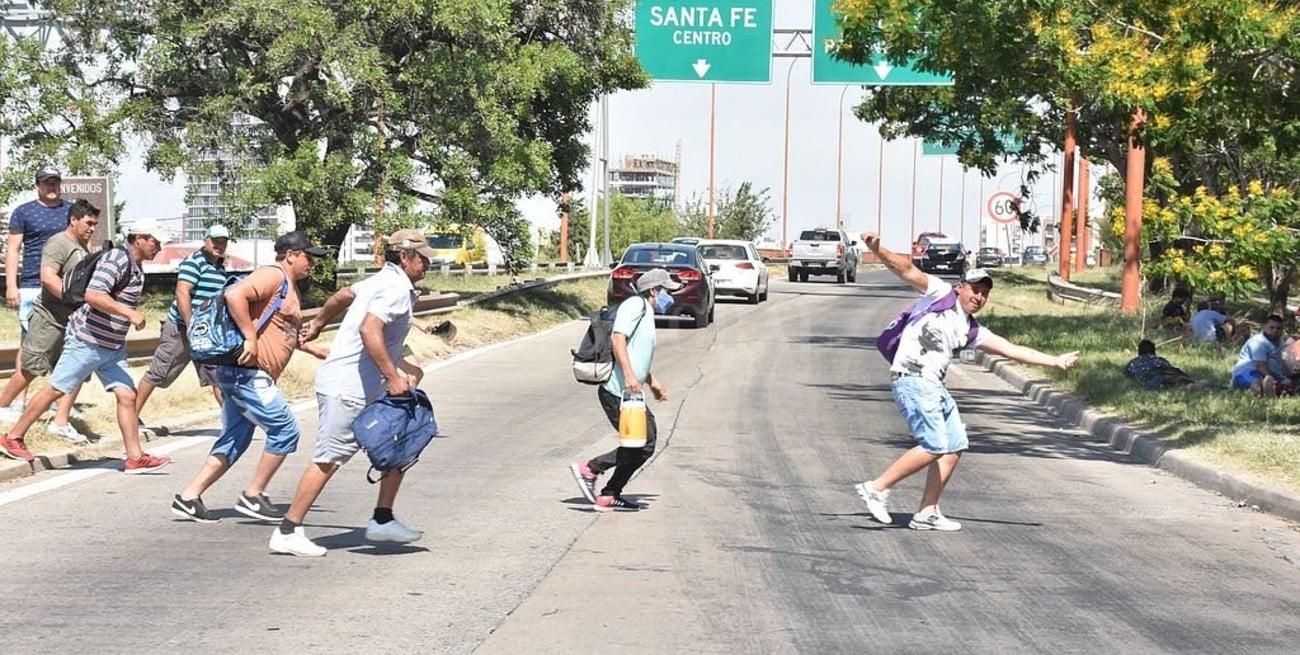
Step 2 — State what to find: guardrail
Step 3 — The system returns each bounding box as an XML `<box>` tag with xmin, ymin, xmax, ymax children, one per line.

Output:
<box><xmin>1046</xmin><ymin>272</ymin><xmax>1121</xmax><ymax>307</ymax></box>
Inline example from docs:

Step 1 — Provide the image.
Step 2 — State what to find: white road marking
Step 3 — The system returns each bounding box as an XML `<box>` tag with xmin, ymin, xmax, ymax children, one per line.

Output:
<box><xmin>0</xmin><ymin>436</ymin><xmax>207</xmax><ymax>508</ymax></box>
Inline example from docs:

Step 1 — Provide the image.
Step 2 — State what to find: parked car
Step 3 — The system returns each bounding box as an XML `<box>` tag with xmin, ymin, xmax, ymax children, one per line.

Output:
<box><xmin>977</xmin><ymin>247</ymin><xmax>1004</xmax><ymax>268</ymax></box>
<box><xmin>608</xmin><ymin>243</ymin><xmax>716</xmax><ymax>329</ymax></box>
<box><xmin>1023</xmin><ymin>246</ymin><xmax>1049</xmax><ymax>266</ymax></box>
<box><xmin>788</xmin><ymin>227</ymin><xmax>859</xmax><ymax>283</ymax></box>
<box><xmin>919</xmin><ymin>239</ymin><xmax>969</xmax><ymax>276</ymax></box>
<box><xmin>696</xmin><ymin>239</ymin><xmax>769</xmax><ymax>304</ymax></box>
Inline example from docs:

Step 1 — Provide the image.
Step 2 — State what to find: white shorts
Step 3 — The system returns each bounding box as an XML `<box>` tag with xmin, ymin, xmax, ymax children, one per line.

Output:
<box><xmin>313</xmin><ymin>393</ymin><xmax>367</xmax><ymax>465</ymax></box>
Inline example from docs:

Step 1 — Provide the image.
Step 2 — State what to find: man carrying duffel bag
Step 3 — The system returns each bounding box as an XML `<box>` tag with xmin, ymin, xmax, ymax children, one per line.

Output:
<box><xmin>270</xmin><ymin>229</ymin><xmax>437</xmax><ymax>557</ymax></box>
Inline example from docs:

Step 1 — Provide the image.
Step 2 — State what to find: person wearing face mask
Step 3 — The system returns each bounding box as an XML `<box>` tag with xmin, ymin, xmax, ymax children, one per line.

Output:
<box><xmin>569</xmin><ymin>268</ymin><xmax>680</xmax><ymax>511</ymax></box>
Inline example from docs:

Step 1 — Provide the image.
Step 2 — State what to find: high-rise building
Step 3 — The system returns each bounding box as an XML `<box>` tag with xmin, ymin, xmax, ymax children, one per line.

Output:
<box><xmin>609</xmin><ymin>154</ymin><xmax>678</xmax><ymax>202</ymax></box>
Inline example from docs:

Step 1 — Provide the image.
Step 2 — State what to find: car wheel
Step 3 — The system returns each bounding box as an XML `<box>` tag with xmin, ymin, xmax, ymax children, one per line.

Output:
<box><xmin>836</xmin><ymin>270</ymin><xmax>846</xmax><ymax>284</ymax></box>
<box><xmin>798</xmin><ymin>272</ymin><xmax>808</xmax><ymax>282</ymax></box>
<box><xmin>788</xmin><ymin>268</ymin><xmax>798</xmax><ymax>283</ymax></box>
<box><xmin>747</xmin><ymin>292</ymin><xmax>759</xmax><ymax>304</ymax></box>
<box><xmin>759</xmin><ymin>287</ymin><xmax>768</xmax><ymax>302</ymax></box>
<box><xmin>693</xmin><ymin>310</ymin><xmax>709</xmax><ymax>329</ymax></box>
<box><xmin>848</xmin><ymin>268</ymin><xmax>857</xmax><ymax>283</ymax></box>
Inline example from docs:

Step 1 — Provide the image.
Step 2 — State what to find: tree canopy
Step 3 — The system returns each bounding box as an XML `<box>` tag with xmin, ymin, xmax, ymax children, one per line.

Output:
<box><xmin>2</xmin><ymin>1</ymin><xmax>647</xmax><ymax>272</ymax></box>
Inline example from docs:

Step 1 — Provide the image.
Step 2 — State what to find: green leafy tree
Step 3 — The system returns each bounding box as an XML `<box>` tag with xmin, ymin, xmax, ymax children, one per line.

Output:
<box><xmin>11</xmin><ymin>1</ymin><xmax>647</xmax><ymax>275</ymax></box>
<box><xmin>677</xmin><ymin>183</ymin><xmax>775</xmax><ymax>242</ymax></box>
<box><xmin>547</xmin><ymin>192</ymin><xmax>678</xmax><ymax>262</ymax></box>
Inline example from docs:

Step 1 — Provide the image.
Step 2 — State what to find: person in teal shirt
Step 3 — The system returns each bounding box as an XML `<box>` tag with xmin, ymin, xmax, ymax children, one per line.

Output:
<box><xmin>570</xmin><ymin>268</ymin><xmax>680</xmax><ymax>511</ymax></box>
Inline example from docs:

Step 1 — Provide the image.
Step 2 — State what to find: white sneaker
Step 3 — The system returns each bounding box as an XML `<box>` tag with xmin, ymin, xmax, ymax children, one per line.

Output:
<box><xmin>46</xmin><ymin>422</ymin><xmax>89</xmax><ymax>444</ymax></box>
<box><xmin>908</xmin><ymin>510</ymin><xmax>962</xmax><ymax>532</ymax></box>
<box><xmin>365</xmin><ymin>518</ymin><xmax>423</xmax><ymax>544</ymax></box>
<box><xmin>269</xmin><ymin>526</ymin><xmax>326</xmax><ymax>557</ymax></box>
<box><xmin>855</xmin><ymin>481</ymin><xmax>892</xmax><ymax>524</ymax></box>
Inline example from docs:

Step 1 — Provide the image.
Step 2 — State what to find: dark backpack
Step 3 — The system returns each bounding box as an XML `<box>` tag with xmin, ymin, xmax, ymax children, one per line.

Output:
<box><xmin>877</xmin><ymin>291</ymin><xmax>980</xmax><ymax>362</ymax></box>
<box><xmin>570</xmin><ymin>302</ymin><xmax>645</xmax><ymax>384</ymax></box>
<box><xmin>188</xmin><ymin>267</ymin><xmax>289</xmax><ymax>366</ymax></box>
<box><xmin>61</xmin><ymin>244</ymin><xmax>131</xmax><ymax>308</ymax></box>
<box><xmin>352</xmin><ymin>389</ymin><xmax>439</xmax><ymax>483</ymax></box>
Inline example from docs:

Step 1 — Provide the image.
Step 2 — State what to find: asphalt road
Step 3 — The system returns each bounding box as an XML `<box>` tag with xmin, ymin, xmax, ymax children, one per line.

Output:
<box><xmin>1</xmin><ymin>270</ymin><xmax>1297</xmax><ymax>654</ymax></box>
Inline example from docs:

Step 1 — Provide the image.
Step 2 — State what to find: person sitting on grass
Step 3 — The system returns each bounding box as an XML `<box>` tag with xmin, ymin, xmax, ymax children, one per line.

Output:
<box><xmin>1191</xmin><ymin>296</ymin><xmax>1245</xmax><ymax>345</ymax></box>
<box><xmin>1230</xmin><ymin>314</ymin><xmax>1289</xmax><ymax>397</ymax></box>
<box><xmin>1160</xmin><ymin>287</ymin><xmax>1192</xmax><ymax>330</ymax></box>
<box><xmin>1123</xmin><ymin>339</ymin><xmax>1199</xmax><ymax>390</ymax></box>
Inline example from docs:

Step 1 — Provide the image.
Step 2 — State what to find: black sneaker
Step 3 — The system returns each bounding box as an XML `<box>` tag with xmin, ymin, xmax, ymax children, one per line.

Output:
<box><xmin>234</xmin><ymin>492</ymin><xmax>284</xmax><ymax>521</ymax></box>
<box><xmin>171</xmin><ymin>495</ymin><xmax>220</xmax><ymax>523</ymax></box>
<box><xmin>593</xmin><ymin>495</ymin><xmax>646</xmax><ymax>512</ymax></box>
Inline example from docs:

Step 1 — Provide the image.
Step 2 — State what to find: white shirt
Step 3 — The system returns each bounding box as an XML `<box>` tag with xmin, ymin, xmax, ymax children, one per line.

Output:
<box><xmin>1190</xmin><ymin>309</ymin><xmax>1226</xmax><ymax>343</ymax></box>
<box><xmin>316</xmin><ymin>263</ymin><xmax>417</xmax><ymax>401</ymax></box>
<box><xmin>890</xmin><ymin>275</ymin><xmax>994</xmax><ymax>385</ymax></box>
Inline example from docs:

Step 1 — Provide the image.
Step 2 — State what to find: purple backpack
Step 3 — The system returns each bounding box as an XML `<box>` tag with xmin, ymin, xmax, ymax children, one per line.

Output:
<box><xmin>877</xmin><ymin>291</ymin><xmax>980</xmax><ymax>362</ymax></box>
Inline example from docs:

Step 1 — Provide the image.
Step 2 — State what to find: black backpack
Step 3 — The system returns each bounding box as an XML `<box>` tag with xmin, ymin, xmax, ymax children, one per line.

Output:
<box><xmin>570</xmin><ymin>302</ymin><xmax>645</xmax><ymax>384</ymax></box>
<box><xmin>62</xmin><ymin>243</ymin><xmax>131</xmax><ymax>308</ymax></box>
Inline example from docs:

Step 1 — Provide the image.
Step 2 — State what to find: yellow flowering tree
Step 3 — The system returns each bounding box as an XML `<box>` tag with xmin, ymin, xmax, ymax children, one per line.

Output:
<box><xmin>1134</xmin><ymin>159</ymin><xmax>1300</xmax><ymax>312</ymax></box>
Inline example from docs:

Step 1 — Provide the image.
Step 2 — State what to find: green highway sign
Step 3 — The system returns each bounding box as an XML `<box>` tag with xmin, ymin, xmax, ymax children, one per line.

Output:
<box><xmin>811</xmin><ymin>0</ymin><xmax>953</xmax><ymax>86</ymax></box>
<box><xmin>923</xmin><ymin>133</ymin><xmax>1024</xmax><ymax>156</ymax></box>
<box><xmin>634</xmin><ymin>1</ymin><xmax>773</xmax><ymax>83</ymax></box>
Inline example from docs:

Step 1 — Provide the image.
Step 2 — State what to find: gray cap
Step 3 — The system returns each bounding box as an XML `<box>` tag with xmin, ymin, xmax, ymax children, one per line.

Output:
<box><xmin>635</xmin><ymin>268</ymin><xmax>683</xmax><ymax>293</ymax></box>
<box><xmin>35</xmin><ymin>166</ymin><xmax>62</xmax><ymax>182</ymax></box>
<box><xmin>962</xmin><ymin>268</ymin><xmax>993</xmax><ymax>288</ymax></box>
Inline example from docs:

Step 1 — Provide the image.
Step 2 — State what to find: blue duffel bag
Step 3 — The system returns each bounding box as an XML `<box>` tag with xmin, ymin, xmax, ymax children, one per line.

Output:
<box><xmin>351</xmin><ymin>389</ymin><xmax>439</xmax><ymax>483</ymax></box>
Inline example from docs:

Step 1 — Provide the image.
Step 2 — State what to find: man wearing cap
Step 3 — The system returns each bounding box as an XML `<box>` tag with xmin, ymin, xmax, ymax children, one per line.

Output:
<box><xmin>5</xmin><ymin>166</ymin><xmax>71</xmax><ymax>412</ymax></box>
<box><xmin>0</xmin><ymin>199</ymin><xmax>102</xmax><ymax>441</ymax></box>
<box><xmin>569</xmin><ymin>267</ymin><xmax>680</xmax><ymax>512</ymax></box>
<box><xmin>135</xmin><ymin>224</ymin><xmax>232</xmax><ymax>425</ymax></box>
<box><xmin>0</xmin><ymin>219</ymin><xmax>171</xmax><ymax>473</ymax></box>
<box><xmin>171</xmin><ymin>230</ymin><xmax>329</xmax><ymax>523</ymax></box>
<box><xmin>853</xmin><ymin>231</ymin><xmax>1078</xmax><ymax>531</ymax></box>
<box><xmin>267</xmin><ymin>228</ymin><xmax>435</xmax><ymax>556</ymax></box>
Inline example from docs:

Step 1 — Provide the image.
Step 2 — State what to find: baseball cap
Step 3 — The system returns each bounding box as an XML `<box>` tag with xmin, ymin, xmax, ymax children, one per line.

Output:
<box><xmin>35</xmin><ymin>166</ymin><xmax>62</xmax><ymax>182</ymax></box>
<box><xmin>126</xmin><ymin>219</ymin><xmax>171</xmax><ymax>243</ymax></box>
<box><xmin>386</xmin><ymin>228</ymin><xmax>438</xmax><ymax>259</ymax></box>
<box><xmin>961</xmin><ymin>268</ymin><xmax>994</xmax><ymax>288</ymax></box>
<box><xmin>204</xmin><ymin>224</ymin><xmax>231</xmax><ymax>240</ymax></box>
<box><xmin>635</xmin><ymin>268</ymin><xmax>683</xmax><ymax>293</ymax></box>
<box><xmin>273</xmin><ymin>230</ymin><xmax>328</xmax><ymax>257</ymax></box>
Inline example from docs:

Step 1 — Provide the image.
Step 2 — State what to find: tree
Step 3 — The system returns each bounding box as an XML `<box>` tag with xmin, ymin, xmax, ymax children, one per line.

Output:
<box><xmin>9</xmin><ymin>1</ymin><xmax>647</xmax><ymax>274</ymax></box>
<box><xmin>544</xmin><ymin>192</ymin><xmax>678</xmax><ymax>262</ymax></box>
<box><xmin>677</xmin><ymin>183</ymin><xmax>775</xmax><ymax>242</ymax></box>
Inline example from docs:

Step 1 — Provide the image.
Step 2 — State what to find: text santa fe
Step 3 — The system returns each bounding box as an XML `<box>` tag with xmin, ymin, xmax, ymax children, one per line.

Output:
<box><xmin>648</xmin><ymin>5</ymin><xmax>759</xmax><ymax>46</ymax></box>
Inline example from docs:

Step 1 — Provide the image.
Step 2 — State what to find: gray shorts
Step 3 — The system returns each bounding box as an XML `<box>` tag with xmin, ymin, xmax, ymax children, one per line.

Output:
<box><xmin>20</xmin><ymin>310</ymin><xmax>66</xmax><ymax>376</ymax></box>
<box><xmin>142</xmin><ymin>319</ymin><xmax>216</xmax><ymax>388</ymax></box>
<box><xmin>313</xmin><ymin>393</ymin><xmax>367</xmax><ymax>465</ymax></box>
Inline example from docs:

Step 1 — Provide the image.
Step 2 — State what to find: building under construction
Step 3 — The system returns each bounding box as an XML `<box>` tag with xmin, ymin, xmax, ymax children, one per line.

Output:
<box><xmin>609</xmin><ymin>154</ymin><xmax>679</xmax><ymax>203</ymax></box>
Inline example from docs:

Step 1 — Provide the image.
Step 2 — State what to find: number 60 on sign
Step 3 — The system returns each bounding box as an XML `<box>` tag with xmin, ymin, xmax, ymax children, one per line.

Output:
<box><xmin>986</xmin><ymin>191</ymin><xmax>1021</xmax><ymax>225</ymax></box>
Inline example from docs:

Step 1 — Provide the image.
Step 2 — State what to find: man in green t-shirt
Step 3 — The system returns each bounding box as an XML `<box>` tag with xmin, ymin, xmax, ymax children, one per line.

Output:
<box><xmin>0</xmin><ymin>199</ymin><xmax>100</xmax><ymax>443</ymax></box>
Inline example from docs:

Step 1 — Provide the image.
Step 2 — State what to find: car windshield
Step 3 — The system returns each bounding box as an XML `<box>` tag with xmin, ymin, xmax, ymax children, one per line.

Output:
<box><xmin>623</xmin><ymin>248</ymin><xmax>697</xmax><ymax>266</ymax></box>
<box><xmin>700</xmin><ymin>245</ymin><xmax>749</xmax><ymax>260</ymax></box>
<box><xmin>797</xmin><ymin>230</ymin><xmax>840</xmax><ymax>241</ymax></box>
<box><xmin>426</xmin><ymin>234</ymin><xmax>462</xmax><ymax>249</ymax></box>
<box><xmin>1025</xmin><ymin>247</ymin><xmax>1045</xmax><ymax>254</ymax></box>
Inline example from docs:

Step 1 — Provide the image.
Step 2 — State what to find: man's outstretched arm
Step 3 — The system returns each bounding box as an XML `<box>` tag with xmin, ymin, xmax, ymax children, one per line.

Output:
<box><xmin>978</xmin><ymin>333</ymin><xmax>1079</xmax><ymax>370</ymax></box>
<box><xmin>860</xmin><ymin>231</ymin><xmax>928</xmax><ymax>293</ymax></box>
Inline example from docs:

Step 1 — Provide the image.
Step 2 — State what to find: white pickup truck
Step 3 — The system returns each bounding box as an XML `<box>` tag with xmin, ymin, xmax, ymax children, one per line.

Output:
<box><xmin>788</xmin><ymin>228</ymin><xmax>859</xmax><ymax>283</ymax></box>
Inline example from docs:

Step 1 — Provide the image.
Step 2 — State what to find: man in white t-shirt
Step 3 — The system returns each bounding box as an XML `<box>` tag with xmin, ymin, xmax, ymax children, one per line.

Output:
<box><xmin>855</xmin><ymin>231</ymin><xmax>1079</xmax><ymax>532</ymax></box>
<box><xmin>268</xmin><ymin>228</ymin><xmax>436</xmax><ymax>557</ymax></box>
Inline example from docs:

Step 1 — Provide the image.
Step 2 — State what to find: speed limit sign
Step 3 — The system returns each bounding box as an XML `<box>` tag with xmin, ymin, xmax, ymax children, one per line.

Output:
<box><xmin>987</xmin><ymin>191</ymin><xmax>1021</xmax><ymax>225</ymax></box>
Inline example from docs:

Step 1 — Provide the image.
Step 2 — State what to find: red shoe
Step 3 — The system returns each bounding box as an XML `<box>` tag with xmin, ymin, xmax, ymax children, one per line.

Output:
<box><xmin>0</xmin><ymin>437</ymin><xmax>35</xmax><ymax>462</ymax></box>
<box><xmin>124</xmin><ymin>453</ymin><xmax>172</xmax><ymax>474</ymax></box>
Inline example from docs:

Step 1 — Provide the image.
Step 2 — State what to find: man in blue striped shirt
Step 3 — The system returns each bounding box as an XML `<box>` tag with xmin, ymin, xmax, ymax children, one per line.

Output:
<box><xmin>135</xmin><ymin>224</ymin><xmax>231</xmax><ymax>424</ymax></box>
<box><xmin>0</xmin><ymin>220</ymin><xmax>172</xmax><ymax>473</ymax></box>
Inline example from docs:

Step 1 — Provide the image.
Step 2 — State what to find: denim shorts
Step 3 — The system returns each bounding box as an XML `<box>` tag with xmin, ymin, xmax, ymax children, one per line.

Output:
<box><xmin>211</xmin><ymin>366</ymin><xmax>300</xmax><ymax>465</ymax></box>
<box><xmin>1231</xmin><ymin>369</ymin><xmax>1264</xmax><ymax>390</ymax></box>
<box><xmin>48</xmin><ymin>336</ymin><xmax>134</xmax><ymax>395</ymax></box>
<box><xmin>890</xmin><ymin>375</ymin><xmax>969</xmax><ymax>454</ymax></box>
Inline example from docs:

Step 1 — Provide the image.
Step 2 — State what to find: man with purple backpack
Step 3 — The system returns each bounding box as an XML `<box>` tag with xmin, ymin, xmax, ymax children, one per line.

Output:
<box><xmin>855</xmin><ymin>231</ymin><xmax>1079</xmax><ymax>531</ymax></box>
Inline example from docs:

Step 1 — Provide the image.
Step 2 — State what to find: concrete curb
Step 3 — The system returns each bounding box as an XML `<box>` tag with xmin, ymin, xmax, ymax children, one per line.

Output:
<box><xmin>965</xmin><ymin>350</ymin><xmax>1300</xmax><ymax>524</ymax></box>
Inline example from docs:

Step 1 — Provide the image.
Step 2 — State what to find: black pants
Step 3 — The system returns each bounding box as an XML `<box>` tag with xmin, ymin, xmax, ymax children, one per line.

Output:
<box><xmin>588</xmin><ymin>386</ymin><xmax>659</xmax><ymax>497</ymax></box>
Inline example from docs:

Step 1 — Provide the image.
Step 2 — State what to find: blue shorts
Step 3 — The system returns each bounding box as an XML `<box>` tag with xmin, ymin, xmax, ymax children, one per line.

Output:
<box><xmin>48</xmin><ymin>336</ymin><xmax>134</xmax><ymax>395</ymax></box>
<box><xmin>891</xmin><ymin>376</ymin><xmax>969</xmax><ymax>454</ymax></box>
<box><xmin>17</xmin><ymin>287</ymin><xmax>39</xmax><ymax>333</ymax></box>
<box><xmin>1231</xmin><ymin>369</ymin><xmax>1267</xmax><ymax>390</ymax></box>
<box><xmin>211</xmin><ymin>366</ymin><xmax>300</xmax><ymax>464</ymax></box>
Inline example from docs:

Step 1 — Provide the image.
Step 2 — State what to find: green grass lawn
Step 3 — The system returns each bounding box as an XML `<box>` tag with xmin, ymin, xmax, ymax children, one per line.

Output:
<box><xmin>981</xmin><ymin>266</ymin><xmax>1300</xmax><ymax>494</ymax></box>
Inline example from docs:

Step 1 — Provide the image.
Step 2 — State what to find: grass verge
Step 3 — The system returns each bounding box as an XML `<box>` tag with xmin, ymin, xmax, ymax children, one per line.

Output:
<box><xmin>980</xmin><ymin>266</ymin><xmax>1300</xmax><ymax>494</ymax></box>
<box><xmin>3</xmin><ymin>275</ymin><xmax>608</xmax><ymax>459</ymax></box>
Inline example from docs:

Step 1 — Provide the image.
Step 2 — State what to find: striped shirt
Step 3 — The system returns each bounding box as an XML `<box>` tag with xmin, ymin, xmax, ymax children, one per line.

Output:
<box><xmin>167</xmin><ymin>248</ymin><xmax>227</xmax><ymax>326</ymax></box>
<box><xmin>68</xmin><ymin>248</ymin><xmax>143</xmax><ymax>349</ymax></box>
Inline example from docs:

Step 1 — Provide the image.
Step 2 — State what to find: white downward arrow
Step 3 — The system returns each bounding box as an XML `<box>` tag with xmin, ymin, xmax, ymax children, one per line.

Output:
<box><xmin>873</xmin><ymin>59</ymin><xmax>894</xmax><ymax>80</ymax></box>
<box><xmin>692</xmin><ymin>59</ymin><xmax>711</xmax><ymax>78</ymax></box>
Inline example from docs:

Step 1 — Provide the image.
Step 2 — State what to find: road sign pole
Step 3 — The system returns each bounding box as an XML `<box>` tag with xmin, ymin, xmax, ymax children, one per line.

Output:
<box><xmin>708</xmin><ymin>83</ymin><xmax>716</xmax><ymax>239</ymax></box>
<box><xmin>909</xmin><ymin>140</ymin><xmax>918</xmax><ymax>243</ymax></box>
<box><xmin>780</xmin><ymin>58</ymin><xmax>796</xmax><ymax>250</ymax></box>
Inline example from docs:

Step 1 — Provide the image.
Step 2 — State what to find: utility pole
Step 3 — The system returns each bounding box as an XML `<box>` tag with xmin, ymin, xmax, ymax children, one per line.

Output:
<box><xmin>583</xmin><ymin>96</ymin><xmax>601</xmax><ymax>269</ymax></box>
<box><xmin>1121</xmin><ymin>109</ymin><xmax>1147</xmax><ymax>313</ymax></box>
<box><xmin>600</xmin><ymin>95</ymin><xmax>612</xmax><ymax>264</ymax></box>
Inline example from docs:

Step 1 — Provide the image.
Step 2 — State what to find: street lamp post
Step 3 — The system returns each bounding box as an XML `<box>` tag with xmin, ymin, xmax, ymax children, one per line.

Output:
<box><xmin>780</xmin><ymin>58</ymin><xmax>797</xmax><ymax>251</ymax></box>
<box><xmin>835</xmin><ymin>85</ymin><xmax>851</xmax><ymax>230</ymax></box>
